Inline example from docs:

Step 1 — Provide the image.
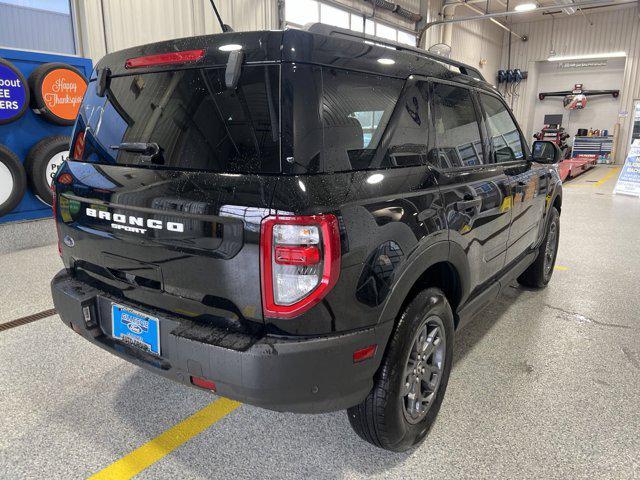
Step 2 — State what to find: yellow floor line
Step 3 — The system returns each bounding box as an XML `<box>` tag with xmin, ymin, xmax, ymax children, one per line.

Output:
<box><xmin>565</xmin><ymin>166</ymin><xmax>620</xmax><ymax>187</ymax></box>
<box><xmin>594</xmin><ymin>166</ymin><xmax>621</xmax><ymax>186</ymax></box>
<box><xmin>88</xmin><ymin>398</ymin><xmax>241</xmax><ymax>480</ymax></box>
<box><xmin>554</xmin><ymin>265</ymin><xmax>569</xmax><ymax>271</ymax></box>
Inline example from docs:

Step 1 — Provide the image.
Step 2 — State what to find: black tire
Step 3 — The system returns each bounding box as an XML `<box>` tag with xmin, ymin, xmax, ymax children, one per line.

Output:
<box><xmin>0</xmin><ymin>58</ymin><xmax>30</xmax><ymax>125</ymax></box>
<box><xmin>0</xmin><ymin>144</ymin><xmax>27</xmax><ymax>217</ymax></box>
<box><xmin>27</xmin><ymin>63</ymin><xmax>87</xmax><ymax>126</ymax></box>
<box><xmin>518</xmin><ymin>207</ymin><xmax>560</xmax><ymax>288</ymax></box>
<box><xmin>25</xmin><ymin>136</ymin><xmax>70</xmax><ymax>206</ymax></box>
<box><xmin>347</xmin><ymin>288</ymin><xmax>455</xmax><ymax>452</ymax></box>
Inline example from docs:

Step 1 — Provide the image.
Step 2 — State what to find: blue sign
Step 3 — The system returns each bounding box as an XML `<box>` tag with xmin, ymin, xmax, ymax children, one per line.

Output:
<box><xmin>0</xmin><ymin>60</ymin><xmax>28</xmax><ymax>125</ymax></box>
<box><xmin>613</xmin><ymin>144</ymin><xmax>640</xmax><ymax>197</ymax></box>
<box><xmin>112</xmin><ymin>304</ymin><xmax>161</xmax><ymax>355</ymax></box>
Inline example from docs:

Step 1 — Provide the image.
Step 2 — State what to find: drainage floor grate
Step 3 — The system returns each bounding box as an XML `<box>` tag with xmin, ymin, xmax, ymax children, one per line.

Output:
<box><xmin>0</xmin><ymin>309</ymin><xmax>57</xmax><ymax>332</ymax></box>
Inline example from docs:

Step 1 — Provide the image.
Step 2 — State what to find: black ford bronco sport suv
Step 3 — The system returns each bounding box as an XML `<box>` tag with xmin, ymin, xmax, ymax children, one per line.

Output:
<box><xmin>51</xmin><ymin>25</ymin><xmax>562</xmax><ymax>451</ymax></box>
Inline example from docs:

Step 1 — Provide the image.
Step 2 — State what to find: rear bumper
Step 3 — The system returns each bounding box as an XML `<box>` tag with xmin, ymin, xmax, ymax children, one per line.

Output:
<box><xmin>51</xmin><ymin>270</ymin><xmax>392</xmax><ymax>413</ymax></box>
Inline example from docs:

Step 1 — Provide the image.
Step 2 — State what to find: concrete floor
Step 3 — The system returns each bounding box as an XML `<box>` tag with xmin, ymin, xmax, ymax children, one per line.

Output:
<box><xmin>1</xmin><ymin>165</ymin><xmax>639</xmax><ymax>479</ymax></box>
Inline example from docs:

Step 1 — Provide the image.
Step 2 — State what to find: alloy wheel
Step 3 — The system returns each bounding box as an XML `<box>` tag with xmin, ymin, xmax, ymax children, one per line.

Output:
<box><xmin>401</xmin><ymin>315</ymin><xmax>446</xmax><ymax>424</ymax></box>
<box><xmin>543</xmin><ymin>220</ymin><xmax>559</xmax><ymax>277</ymax></box>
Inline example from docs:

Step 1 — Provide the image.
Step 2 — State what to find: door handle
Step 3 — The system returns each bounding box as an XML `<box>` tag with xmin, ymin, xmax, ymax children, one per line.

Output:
<box><xmin>454</xmin><ymin>198</ymin><xmax>482</xmax><ymax>211</ymax></box>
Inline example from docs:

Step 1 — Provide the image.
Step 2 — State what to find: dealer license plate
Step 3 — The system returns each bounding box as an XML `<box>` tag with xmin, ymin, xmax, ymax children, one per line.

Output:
<box><xmin>111</xmin><ymin>304</ymin><xmax>160</xmax><ymax>356</ymax></box>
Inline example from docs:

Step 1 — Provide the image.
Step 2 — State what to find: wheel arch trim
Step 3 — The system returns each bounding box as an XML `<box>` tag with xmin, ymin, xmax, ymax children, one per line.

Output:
<box><xmin>378</xmin><ymin>241</ymin><xmax>470</xmax><ymax>326</ymax></box>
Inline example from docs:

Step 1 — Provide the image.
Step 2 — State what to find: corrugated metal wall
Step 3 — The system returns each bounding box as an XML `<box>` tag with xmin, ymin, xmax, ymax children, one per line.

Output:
<box><xmin>450</xmin><ymin>6</ymin><xmax>503</xmax><ymax>83</ymax></box>
<box><xmin>0</xmin><ymin>3</ymin><xmax>76</xmax><ymax>54</ymax></box>
<box><xmin>71</xmin><ymin>0</ymin><xmax>503</xmax><ymax>84</ymax></box>
<box><xmin>500</xmin><ymin>6</ymin><xmax>640</xmax><ymax>161</ymax></box>
<box><xmin>73</xmin><ymin>0</ymin><xmax>277</xmax><ymax>62</ymax></box>
<box><xmin>420</xmin><ymin>1</ymin><xmax>504</xmax><ymax>82</ymax></box>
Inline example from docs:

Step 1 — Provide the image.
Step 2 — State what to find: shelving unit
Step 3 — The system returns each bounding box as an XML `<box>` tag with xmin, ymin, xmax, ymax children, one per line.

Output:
<box><xmin>571</xmin><ymin>136</ymin><xmax>614</xmax><ymax>162</ymax></box>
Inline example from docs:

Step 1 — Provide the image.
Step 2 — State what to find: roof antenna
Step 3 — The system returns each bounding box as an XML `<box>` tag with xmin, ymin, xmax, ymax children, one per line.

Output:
<box><xmin>208</xmin><ymin>0</ymin><xmax>233</xmax><ymax>32</ymax></box>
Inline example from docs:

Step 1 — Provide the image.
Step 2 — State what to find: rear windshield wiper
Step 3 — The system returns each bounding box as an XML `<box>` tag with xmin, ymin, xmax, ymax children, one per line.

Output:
<box><xmin>110</xmin><ymin>142</ymin><xmax>161</xmax><ymax>156</ymax></box>
<box><xmin>110</xmin><ymin>142</ymin><xmax>164</xmax><ymax>164</ymax></box>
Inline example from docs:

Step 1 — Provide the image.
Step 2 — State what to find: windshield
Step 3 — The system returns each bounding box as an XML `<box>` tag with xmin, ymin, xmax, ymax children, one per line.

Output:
<box><xmin>76</xmin><ymin>65</ymin><xmax>281</xmax><ymax>173</ymax></box>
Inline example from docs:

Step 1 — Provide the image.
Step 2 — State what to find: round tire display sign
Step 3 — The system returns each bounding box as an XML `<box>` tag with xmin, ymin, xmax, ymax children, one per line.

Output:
<box><xmin>41</xmin><ymin>68</ymin><xmax>87</xmax><ymax>121</ymax></box>
<box><xmin>28</xmin><ymin>62</ymin><xmax>87</xmax><ymax>126</ymax></box>
<box><xmin>0</xmin><ymin>59</ymin><xmax>29</xmax><ymax>125</ymax></box>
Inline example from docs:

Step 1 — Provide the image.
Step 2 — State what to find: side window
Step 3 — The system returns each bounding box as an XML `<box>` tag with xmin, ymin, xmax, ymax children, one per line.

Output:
<box><xmin>380</xmin><ymin>81</ymin><xmax>430</xmax><ymax>167</ymax></box>
<box><xmin>432</xmin><ymin>83</ymin><xmax>484</xmax><ymax>169</ymax></box>
<box><xmin>321</xmin><ymin>68</ymin><xmax>403</xmax><ymax>171</ymax></box>
<box><xmin>480</xmin><ymin>93</ymin><xmax>526</xmax><ymax>163</ymax></box>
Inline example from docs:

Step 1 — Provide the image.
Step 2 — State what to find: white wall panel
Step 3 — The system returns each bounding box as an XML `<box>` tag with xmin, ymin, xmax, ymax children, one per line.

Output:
<box><xmin>450</xmin><ymin>5</ymin><xmax>503</xmax><ymax>84</ymax></box>
<box><xmin>202</xmin><ymin>0</ymin><xmax>278</xmax><ymax>34</ymax></box>
<box><xmin>419</xmin><ymin>1</ymin><xmax>504</xmax><ymax>83</ymax></box>
<box><xmin>72</xmin><ymin>0</ymin><xmax>107</xmax><ymax>60</ymax></box>
<box><xmin>101</xmin><ymin>0</ymin><xmax>198</xmax><ymax>53</ymax></box>
<box><xmin>420</xmin><ymin>0</ymin><xmax>441</xmax><ymax>50</ymax></box>
<box><xmin>74</xmin><ymin>0</ymin><xmax>277</xmax><ymax>62</ymax></box>
<box><xmin>500</xmin><ymin>6</ymin><xmax>640</xmax><ymax>161</ymax></box>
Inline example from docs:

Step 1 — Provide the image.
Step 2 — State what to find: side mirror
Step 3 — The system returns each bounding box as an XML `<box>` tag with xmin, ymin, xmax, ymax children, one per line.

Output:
<box><xmin>531</xmin><ymin>140</ymin><xmax>562</xmax><ymax>164</ymax></box>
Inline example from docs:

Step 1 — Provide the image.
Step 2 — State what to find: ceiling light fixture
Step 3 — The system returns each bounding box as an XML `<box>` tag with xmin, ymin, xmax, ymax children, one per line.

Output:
<box><xmin>548</xmin><ymin>51</ymin><xmax>626</xmax><ymax>61</ymax></box>
<box><xmin>377</xmin><ymin>58</ymin><xmax>395</xmax><ymax>65</ymax></box>
<box><xmin>514</xmin><ymin>2</ymin><xmax>537</xmax><ymax>11</ymax></box>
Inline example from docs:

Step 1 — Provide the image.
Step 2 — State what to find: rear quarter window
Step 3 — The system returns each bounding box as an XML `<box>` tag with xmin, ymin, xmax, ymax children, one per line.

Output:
<box><xmin>281</xmin><ymin>65</ymin><xmax>405</xmax><ymax>174</ymax></box>
<box><xmin>321</xmin><ymin>69</ymin><xmax>404</xmax><ymax>172</ymax></box>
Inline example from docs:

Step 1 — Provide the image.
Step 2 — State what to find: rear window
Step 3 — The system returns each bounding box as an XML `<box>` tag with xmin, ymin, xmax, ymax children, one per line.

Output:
<box><xmin>281</xmin><ymin>65</ymin><xmax>404</xmax><ymax>173</ymax></box>
<box><xmin>75</xmin><ymin>63</ymin><xmax>407</xmax><ymax>175</ymax></box>
<box><xmin>76</xmin><ymin>65</ymin><xmax>281</xmax><ymax>173</ymax></box>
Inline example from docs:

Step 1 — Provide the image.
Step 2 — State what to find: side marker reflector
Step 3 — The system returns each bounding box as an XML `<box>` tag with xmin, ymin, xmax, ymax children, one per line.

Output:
<box><xmin>353</xmin><ymin>345</ymin><xmax>377</xmax><ymax>363</ymax></box>
<box><xmin>191</xmin><ymin>376</ymin><xmax>217</xmax><ymax>392</ymax></box>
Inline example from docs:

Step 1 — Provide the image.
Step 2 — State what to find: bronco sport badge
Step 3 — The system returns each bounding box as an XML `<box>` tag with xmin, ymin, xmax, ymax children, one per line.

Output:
<box><xmin>85</xmin><ymin>207</ymin><xmax>185</xmax><ymax>234</ymax></box>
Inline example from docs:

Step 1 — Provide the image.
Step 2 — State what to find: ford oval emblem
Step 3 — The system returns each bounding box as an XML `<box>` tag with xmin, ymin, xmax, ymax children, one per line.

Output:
<box><xmin>63</xmin><ymin>235</ymin><xmax>75</xmax><ymax>247</ymax></box>
<box><xmin>128</xmin><ymin>323</ymin><xmax>143</xmax><ymax>334</ymax></box>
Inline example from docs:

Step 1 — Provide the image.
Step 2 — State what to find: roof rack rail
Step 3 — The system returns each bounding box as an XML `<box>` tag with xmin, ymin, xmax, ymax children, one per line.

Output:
<box><xmin>302</xmin><ymin>23</ymin><xmax>485</xmax><ymax>82</ymax></box>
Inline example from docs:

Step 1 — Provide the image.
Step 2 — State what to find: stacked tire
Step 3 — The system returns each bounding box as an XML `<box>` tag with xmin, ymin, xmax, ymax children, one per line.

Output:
<box><xmin>0</xmin><ymin>58</ymin><xmax>30</xmax><ymax>125</ymax></box>
<box><xmin>25</xmin><ymin>136</ymin><xmax>70</xmax><ymax>205</ymax></box>
<box><xmin>0</xmin><ymin>58</ymin><xmax>84</xmax><ymax>216</ymax></box>
<box><xmin>0</xmin><ymin>144</ymin><xmax>27</xmax><ymax>216</ymax></box>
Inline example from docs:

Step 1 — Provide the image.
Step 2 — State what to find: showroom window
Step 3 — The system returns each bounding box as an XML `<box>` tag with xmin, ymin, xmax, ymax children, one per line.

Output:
<box><xmin>284</xmin><ymin>0</ymin><xmax>417</xmax><ymax>46</ymax></box>
<box><xmin>0</xmin><ymin>0</ymin><xmax>76</xmax><ymax>55</ymax></box>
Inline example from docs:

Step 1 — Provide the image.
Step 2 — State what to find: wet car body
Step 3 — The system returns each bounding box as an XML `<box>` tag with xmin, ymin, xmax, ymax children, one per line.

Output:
<box><xmin>51</xmin><ymin>26</ymin><xmax>562</xmax><ymax>414</ymax></box>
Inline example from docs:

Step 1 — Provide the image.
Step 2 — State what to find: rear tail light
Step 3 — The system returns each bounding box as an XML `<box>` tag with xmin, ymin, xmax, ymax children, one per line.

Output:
<box><xmin>58</xmin><ymin>173</ymin><xmax>73</xmax><ymax>185</ymax></box>
<box><xmin>260</xmin><ymin>215</ymin><xmax>341</xmax><ymax>319</ymax></box>
<box><xmin>125</xmin><ymin>49</ymin><xmax>205</xmax><ymax>69</ymax></box>
<box><xmin>73</xmin><ymin>130</ymin><xmax>85</xmax><ymax>160</ymax></box>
